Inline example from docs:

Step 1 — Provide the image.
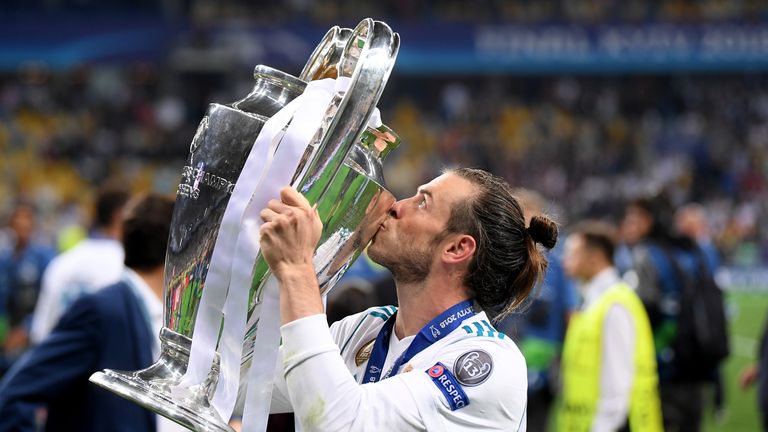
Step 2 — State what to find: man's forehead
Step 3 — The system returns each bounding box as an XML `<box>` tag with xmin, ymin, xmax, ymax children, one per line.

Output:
<box><xmin>418</xmin><ymin>173</ymin><xmax>477</xmax><ymax>201</ymax></box>
<box><xmin>564</xmin><ymin>234</ymin><xmax>583</xmax><ymax>251</ymax></box>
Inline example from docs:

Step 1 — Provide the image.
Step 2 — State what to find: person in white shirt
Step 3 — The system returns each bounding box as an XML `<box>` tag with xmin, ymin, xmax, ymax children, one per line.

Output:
<box><xmin>0</xmin><ymin>193</ymin><xmax>186</xmax><ymax>432</ymax></box>
<box><xmin>29</xmin><ymin>185</ymin><xmax>129</xmax><ymax>344</ymax></box>
<box><xmin>259</xmin><ymin>168</ymin><xmax>559</xmax><ymax>431</ymax></box>
<box><xmin>560</xmin><ymin>221</ymin><xmax>662</xmax><ymax>432</ymax></box>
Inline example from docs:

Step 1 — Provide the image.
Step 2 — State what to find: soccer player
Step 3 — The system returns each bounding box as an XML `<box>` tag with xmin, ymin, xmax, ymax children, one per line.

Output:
<box><xmin>261</xmin><ymin>168</ymin><xmax>557</xmax><ymax>430</ymax></box>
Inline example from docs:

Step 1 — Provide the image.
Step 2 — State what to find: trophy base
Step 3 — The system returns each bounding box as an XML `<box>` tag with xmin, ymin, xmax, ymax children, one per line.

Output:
<box><xmin>89</xmin><ymin>327</ymin><xmax>232</xmax><ymax>432</ymax></box>
<box><xmin>90</xmin><ymin>369</ymin><xmax>233</xmax><ymax>432</ymax></box>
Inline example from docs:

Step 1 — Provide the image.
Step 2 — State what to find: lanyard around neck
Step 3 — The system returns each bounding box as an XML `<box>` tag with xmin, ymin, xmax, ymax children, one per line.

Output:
<box><xmin>363</xmin><ymin>300</ymin><xmax>475</xmax><ymax>384</ymax></box>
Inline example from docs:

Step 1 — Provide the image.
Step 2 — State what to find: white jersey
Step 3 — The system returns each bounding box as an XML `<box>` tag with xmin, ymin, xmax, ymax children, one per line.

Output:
<box><xmin>30</xmin><ymin>238</ymin><xmax>124</xmax><ymax>343</ymax></box>
<box><xmin>271</xmin><ymin>306</ymin><xmax>528</xmax><ymax>431</ymax></box>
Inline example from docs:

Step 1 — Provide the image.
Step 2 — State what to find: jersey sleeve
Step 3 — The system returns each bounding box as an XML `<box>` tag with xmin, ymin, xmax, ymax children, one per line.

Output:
<box><xmin>408</xmin><ymin>335</ymin><xmax>528</xmax><ymax>431</ymax></box>
<box><xmin>279</xmin><ymin>314</ymin><xmax>527</xmax><ymax>431</ymax></box>
<box><xmin>270</xmin><ymin>310</ymin><xmax>375</xmax><ymax>414</ymax></box>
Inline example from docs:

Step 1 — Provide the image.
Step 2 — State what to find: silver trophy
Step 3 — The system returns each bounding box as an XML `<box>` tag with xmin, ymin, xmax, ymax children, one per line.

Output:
<box><xmin>90</xmin><ymin>19</ymin><xmax>399</xmax><ymax>431</ymax></box>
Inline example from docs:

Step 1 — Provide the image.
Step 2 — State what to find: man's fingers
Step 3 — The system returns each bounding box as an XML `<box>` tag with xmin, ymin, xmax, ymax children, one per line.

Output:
<box><xmin>280</xmin><ymin>187</ymin><xmax>312</xmax><ymax>210</ymax></box>
<box><xmin>266</xmin><ymin>198</ymin><xmax>290</xmax><ymax>213</ymax></box>
<box><xmin>260</xmin><ymin>208</ymin><xmax>279</xmax><ymax>223</ymax></box>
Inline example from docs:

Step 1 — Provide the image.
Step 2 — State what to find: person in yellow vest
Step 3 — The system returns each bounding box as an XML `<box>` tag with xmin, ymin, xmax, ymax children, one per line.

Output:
<box><xmin>559</xmin><ymin>221</ymin><xmax>663</xmax><ymax>432</ymax></box>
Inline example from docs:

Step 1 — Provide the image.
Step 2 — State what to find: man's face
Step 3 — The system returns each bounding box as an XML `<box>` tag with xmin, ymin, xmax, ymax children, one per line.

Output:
<box><xmin>562</xmin><ymin>234</ymin><xmax>593</xmax><ymax>282</ymax></box>
<box><xmin>10</xmin><ymin>206</ymin><xmax>34</xmax><ymax>244</ymax></box>
<box><xmin>675</xmin><ymin>207</ymin><xmax>707</xmax><ymax>240</ymax></box>
<box><xmin>621</xmin><ymin>205</ymin><xmax>652</xmax><ymax>245</ymax></box>
<box><xmin>368</xmin><ymin>173</ymin><xmax>476</xmax><ymax>283</ymax></box>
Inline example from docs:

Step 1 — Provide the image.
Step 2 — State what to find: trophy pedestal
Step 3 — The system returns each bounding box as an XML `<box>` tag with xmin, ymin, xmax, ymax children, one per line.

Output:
<box><xmin>90</xmin><ymin>328</ymin><xmax>232</xmax><ymax>432</ymax></box>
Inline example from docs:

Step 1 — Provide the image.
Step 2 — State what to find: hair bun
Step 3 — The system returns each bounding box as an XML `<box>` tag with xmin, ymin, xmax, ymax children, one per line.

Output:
<box><xmin>527</xmin><ymin>215</ymin><xmax>558</xmax><ymax>250</ymax></box>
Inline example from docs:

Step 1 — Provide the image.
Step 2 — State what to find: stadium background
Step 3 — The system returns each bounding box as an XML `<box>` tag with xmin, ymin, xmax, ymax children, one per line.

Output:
<box><xmin>1</xmin><ymin>1</ymin><xmax>768</xmax><ymax>430</ymax></box>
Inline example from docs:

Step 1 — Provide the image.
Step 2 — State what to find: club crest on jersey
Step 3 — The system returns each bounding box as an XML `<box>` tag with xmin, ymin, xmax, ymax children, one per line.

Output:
<box><xmin>355</xmin><ymin>339</ymin><xmax>376</xmax><ymax>366</ymax></box>
<box><xmin>454</xmin><ymin>350</ymin><xmax>493</xmax><ymax>386</ymax></box>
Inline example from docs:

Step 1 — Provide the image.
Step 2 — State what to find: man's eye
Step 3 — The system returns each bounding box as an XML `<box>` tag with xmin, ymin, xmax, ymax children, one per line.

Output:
<box><xmin>418</xmin><ymin>198</ymin><xmax>426</xmax><ymax>209</ymax></box>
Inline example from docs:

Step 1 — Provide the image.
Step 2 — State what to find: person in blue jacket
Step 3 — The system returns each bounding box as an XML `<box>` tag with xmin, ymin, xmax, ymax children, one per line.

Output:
<box><xmin>0</xmin><ymin>194</ymin><xmax>176</xmax><ymax>432</ymax></box>
<box><xmin>0</xmin><ymin>202</ymin><xmax>56</xmax><ymax>374</ymax></box>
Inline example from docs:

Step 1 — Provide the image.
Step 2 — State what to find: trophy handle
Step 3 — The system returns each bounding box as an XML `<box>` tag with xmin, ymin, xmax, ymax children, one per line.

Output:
<box><xmin>296</xmin><ymin>18</ymin><xmax>400</xmax><ymax>203</ymax></box>
<box><xmin>299</xmin><ymin>26</ymin><xmax>353</xmax><ymax>81</ymax></box>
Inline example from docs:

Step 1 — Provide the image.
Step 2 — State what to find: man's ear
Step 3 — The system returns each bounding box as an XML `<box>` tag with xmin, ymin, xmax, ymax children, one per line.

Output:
<box><xmin>443</xmin><ymin>234</ymin><xmax>476</xmax><ymax>265</ymax></box>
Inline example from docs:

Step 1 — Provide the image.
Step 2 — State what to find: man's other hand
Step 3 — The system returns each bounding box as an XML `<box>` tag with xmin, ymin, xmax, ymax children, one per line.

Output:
<box><xmin>259</xmin><ymin>187</ymin><xmax>323</xmax><ymax>279</ymax></box>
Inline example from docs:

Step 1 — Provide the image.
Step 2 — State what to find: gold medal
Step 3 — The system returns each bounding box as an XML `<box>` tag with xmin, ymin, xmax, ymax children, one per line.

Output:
<box><xmin>355</xmin><ymin>339</ymin><xmax>376</xmax><ymax>366</ymax></box>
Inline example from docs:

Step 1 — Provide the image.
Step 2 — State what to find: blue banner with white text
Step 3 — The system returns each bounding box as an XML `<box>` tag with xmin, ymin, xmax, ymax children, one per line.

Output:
<box><xmin>2</xmin><ymin>14</ymin><xmax>768</xmax><ymax>73</ymax></box>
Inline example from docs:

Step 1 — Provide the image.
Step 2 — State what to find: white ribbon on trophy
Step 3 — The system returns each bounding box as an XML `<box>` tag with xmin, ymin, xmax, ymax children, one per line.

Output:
<box><xmin>177</xmin><ymin>76</ymin><xmax>381</xmax><ymax>430</ymax></box>
<box><xmin>240</xmin><ymin>88</ymin><xmax>383</xmax><ymax>432</ymax></box>
<box><xmin>177</xmin><ymin>86</ymin><xmax>308</xmax><ymax>398</ymax></box>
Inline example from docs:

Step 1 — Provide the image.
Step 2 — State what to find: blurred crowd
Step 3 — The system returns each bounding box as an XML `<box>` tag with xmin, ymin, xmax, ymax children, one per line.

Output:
<box><xmin>3</xmin><ymin>64</ymin><xmax>767</xmax><ymax>429</ymax></box>
<box><xmin>201</xmin><ymin>0</ymin><xmax>768</xmax><ymax>25</ymax></box>
<box><xmin>6</xmin><ymin>0</ymin><xmax>768</xmax><ymax>24</ymax></box>
<box><xmin>3</xmin><ymin>67</ymin><xmax>766</xmax><ymax>266</ymax></box>
<box><xmin>0</xmin><ymin>1</ymin><xmax>766</xmax><ymax>430</ymax></box>
<box><xmin>384</xmin><ymin>74</ymin><xmax>768</xmax><ymax>267</ymax></box>
<box><xmin>4</xmin><ymin>53</ymin><xmax>768</xmax><ymax>432</ymax></box>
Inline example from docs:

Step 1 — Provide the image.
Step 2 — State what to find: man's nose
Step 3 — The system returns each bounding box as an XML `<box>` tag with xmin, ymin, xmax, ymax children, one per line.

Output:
<box><xmin>388</xmin><ymin>200</ymin><xmax>403</xmax><ymax>218</ymax></box>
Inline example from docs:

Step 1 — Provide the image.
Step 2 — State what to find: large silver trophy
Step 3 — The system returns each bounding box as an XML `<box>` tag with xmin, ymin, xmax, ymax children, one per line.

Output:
<box><xmin>90</xmin><ymin>19</ymin><xmax>400</xmax><ymax>431</ymax></box>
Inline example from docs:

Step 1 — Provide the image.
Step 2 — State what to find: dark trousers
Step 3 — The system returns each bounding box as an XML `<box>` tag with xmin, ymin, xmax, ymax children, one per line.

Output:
<box><xmin>660</xmin><ymin>382</ymin><xmax>703</xmax><ymax>432</ymax></box>
<box><xmin>527</xmin><ymin>386</ymin><xmax>554</xmax><ymax>431</ymax></box>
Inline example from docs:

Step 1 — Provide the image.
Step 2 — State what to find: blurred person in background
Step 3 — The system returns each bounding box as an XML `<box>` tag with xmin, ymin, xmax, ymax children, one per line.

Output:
<box><xmin>0</xmin><ymin>202</ymin><xmax>56</xmax><ymax>376</ymax></box>
<box><xmin>497</xmin><ymin>188</ymin><xmax>578</xmax><ymax>431</ymax></box>
<box><xmin>332</xmin><ymin>249</ymin><xmax>396</xmax><ymax>313</ymax></box>
<box><xmin>675</xmin><ymin>203</ymin><xmax>721</xmax><ymax>276</ymax></box>
<box><xmin>28</xmin><ymin>184</ymin><xmax>129</xmax><ymax>344</ymax></box>
<box><xmin>739</xmin><ymin>313</ymin><xmax>768</xmax><ymax>431</ymax></box>
<box><xmin>560</xmin><ymin>220</ymin><xmax>662</xmax><ymax>431</ymax></box>
<box><xmin>675</xmin><ymin>202</ymin><xmax>727</xmax><ymax>420</ymax></box>
<box><xmin>0</xmin><ymin>193</ymin><xmax>185</xmax><ymax>432</ymax></box>
<box><xmin>622</xmin><ymin>196</ymin><xmax>729</xmax><ymax>432</ymax></box>
<box><xmin>326</xmin><ymin>277</ymin><xmax>381</xmax><ymax>325</ymax></box>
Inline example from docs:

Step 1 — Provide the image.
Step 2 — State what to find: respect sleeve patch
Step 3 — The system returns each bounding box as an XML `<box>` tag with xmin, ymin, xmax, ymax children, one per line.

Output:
<box><xmin>426</xmin><ymin>362</ymin><xmax>470</xmax><ymax>411</ymax></box>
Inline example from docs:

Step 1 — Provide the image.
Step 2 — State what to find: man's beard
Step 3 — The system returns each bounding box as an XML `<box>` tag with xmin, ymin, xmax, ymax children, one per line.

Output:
<box><xmin>368</xmin><ymin>237</ymin><xmax>436</xmax><ymax>285</ymax></box>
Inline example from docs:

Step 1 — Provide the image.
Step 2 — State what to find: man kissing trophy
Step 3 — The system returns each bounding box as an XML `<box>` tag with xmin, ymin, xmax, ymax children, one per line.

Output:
<box><xmin>90</xmin><ymin>18</ymin><xmax>401</xmax><ymax>432</ymax></box>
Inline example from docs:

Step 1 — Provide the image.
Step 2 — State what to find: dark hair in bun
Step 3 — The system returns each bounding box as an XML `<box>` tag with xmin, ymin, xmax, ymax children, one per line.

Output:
<box><xmin>527</xmin><ymin>215</ymin><xmax>558</xmax><ymax>249</ymax></box>
<box><xmin>444</xmin><ymin>168</ymin><xmax>558</xmax><ymax>321</ymax></box>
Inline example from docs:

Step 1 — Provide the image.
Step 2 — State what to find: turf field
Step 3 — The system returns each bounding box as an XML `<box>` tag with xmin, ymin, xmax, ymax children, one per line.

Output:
<box><xmin>548</xmin><ymin>290</ymin><xmax>768</xmax><ymax>431</ymax></box>
<box><xmin>703</xmin><ymin>291</ymin><xmax>768</xmax><ymax>432</ymax></box>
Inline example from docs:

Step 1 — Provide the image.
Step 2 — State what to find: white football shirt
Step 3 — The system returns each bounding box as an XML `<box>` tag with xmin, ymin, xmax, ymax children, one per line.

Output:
<box><xmin>30</xmin><ymin>238</ymin><xmax>124</xmax><ymax>343</ymax></box>
<box><xmin>271</xmin><ymin>306</ymin><xmax>528</xmax><ymax>431</ymax></box>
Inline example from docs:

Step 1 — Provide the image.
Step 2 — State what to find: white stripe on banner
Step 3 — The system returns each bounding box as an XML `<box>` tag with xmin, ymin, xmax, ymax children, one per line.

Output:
<box><xmin>212</xmin><ymin>78</ymin><xmax>347</xmax><ymax>422</ymax></box>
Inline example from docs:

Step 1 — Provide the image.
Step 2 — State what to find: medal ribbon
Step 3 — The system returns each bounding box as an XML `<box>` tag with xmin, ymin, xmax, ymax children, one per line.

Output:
<box><xmin>362</xmin><ymin>300</ymin><xmax>474</xmax><ymax>383</ymax></box>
